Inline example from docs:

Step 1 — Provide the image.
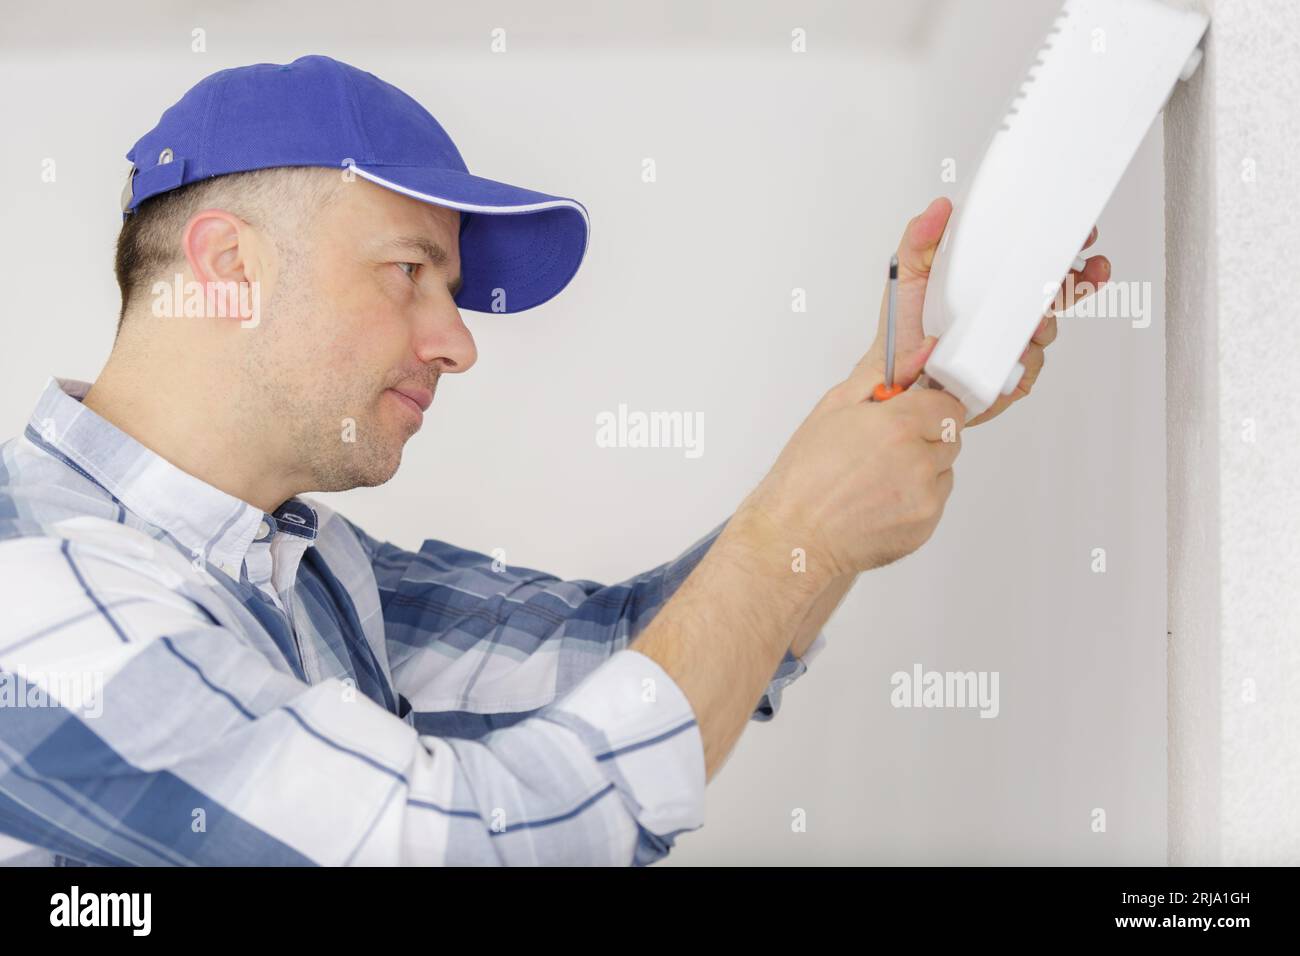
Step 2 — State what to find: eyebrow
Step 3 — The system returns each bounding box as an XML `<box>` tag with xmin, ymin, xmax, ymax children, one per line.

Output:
<box><xmin>388</xmin><ymin>235</ymin><xmax>464</xmax><ymax>298</ymax></box>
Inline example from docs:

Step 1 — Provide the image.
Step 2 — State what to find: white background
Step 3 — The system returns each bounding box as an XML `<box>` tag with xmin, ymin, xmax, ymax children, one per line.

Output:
<box><xmin>0</xmin><ymin>0</ymin><xmax>1166</xmax><ymax>864</ymax></box>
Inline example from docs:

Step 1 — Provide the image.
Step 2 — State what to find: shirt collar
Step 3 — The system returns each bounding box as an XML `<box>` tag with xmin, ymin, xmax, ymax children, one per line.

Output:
<box><xmin>25</xmin><ymin>377</ymin><xmax>318</xmax><ymax>572</ymax></box>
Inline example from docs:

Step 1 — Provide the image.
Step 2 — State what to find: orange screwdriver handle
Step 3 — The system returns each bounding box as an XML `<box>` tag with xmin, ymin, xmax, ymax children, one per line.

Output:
<box><xmin>872</xmin><ymin>382</ymin><xmax>905</xmax><ymax>402</ymax></box>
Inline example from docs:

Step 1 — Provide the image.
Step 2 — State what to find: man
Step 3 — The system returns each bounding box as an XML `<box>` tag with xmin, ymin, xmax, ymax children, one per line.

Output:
<box><xmin>0</xmin><ymin>55</ymin><xmax>1106</xmax><ymax>866</ymax></box>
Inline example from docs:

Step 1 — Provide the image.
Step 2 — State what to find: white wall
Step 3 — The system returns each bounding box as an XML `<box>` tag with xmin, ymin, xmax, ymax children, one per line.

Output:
<box><xmin>0</xmin><ymin>0</ymin><xmax>1168</xmax><ymax>863</ymax></box>
<box><xmin>1166</xmin><ymin>0</ymin><xmax>1300</xmax><ymax>866</ymax></box>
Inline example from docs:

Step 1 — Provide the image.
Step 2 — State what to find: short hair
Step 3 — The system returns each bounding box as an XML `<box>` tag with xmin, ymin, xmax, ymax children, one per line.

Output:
<box><xmin>113</xmin><ymin>165</ymin><xmax>343</xmax><ymax>334</ymax></box>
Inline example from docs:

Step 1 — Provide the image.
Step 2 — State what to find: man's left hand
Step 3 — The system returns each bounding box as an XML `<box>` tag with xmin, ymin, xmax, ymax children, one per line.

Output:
<box><xmin>859</xmin><ymin>197</ymin><xmax>1111</xmax><ymax>427</ymax></box>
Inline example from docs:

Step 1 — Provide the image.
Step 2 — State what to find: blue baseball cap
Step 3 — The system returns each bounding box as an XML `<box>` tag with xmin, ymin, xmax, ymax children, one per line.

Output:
<box><xmin>120</xmin><ymin>54</ymin><xmax>590</xmax><ymax>314</ymax></box>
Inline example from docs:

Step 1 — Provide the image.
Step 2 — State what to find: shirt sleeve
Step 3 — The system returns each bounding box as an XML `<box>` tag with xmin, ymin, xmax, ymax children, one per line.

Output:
<box><xmin>344</xmin><ymin>515</ymin><xmax>824</xmax><ymax>736</ymax></box>
<box><xmin>0</xmin><ymin>532</ymin><xmax>705</xmax><ymax>866</ymax></box>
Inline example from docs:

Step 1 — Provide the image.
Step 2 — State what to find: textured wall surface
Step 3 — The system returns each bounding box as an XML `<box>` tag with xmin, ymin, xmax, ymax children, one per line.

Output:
<box><xmin>1166</xmin><ymin>0</ymin><xmax>1300</xmax><ymax>865</ymax></box>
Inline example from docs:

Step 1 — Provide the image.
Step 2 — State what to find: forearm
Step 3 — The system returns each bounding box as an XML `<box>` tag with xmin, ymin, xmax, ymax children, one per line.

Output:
<box><xmin>790</xmin><ymin>570</ymin><xmax>856</xmax><ymax>658</ymax></box>
<box><xmin>629</xmin><ymin>506</ymin><xmax>832</xmax><ymax>781</ymax></box>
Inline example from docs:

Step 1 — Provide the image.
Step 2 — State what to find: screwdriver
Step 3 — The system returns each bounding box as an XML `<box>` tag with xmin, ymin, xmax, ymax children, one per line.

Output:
<box><xmin>872</xmin><ymin>254</ymin><xmax>905</xmax><ymax>402</ymax></box>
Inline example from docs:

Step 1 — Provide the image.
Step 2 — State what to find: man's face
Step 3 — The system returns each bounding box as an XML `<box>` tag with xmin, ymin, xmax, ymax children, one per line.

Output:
<box><xmin>257</xmin><ymin>175</ymin><xmax>476</xmax><ymax>492</ymax></box>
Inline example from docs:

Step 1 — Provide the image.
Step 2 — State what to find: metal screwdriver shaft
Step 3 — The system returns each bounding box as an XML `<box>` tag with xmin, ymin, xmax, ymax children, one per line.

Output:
<box><xmin>885</xmin><ymin>254</ymin><xmax>899</xmax><ymax>389</ymax></box>
<box><xmin>872</xmin><ymin>254</ymin><xmax>905</xmax><ymax>402</ymax></box>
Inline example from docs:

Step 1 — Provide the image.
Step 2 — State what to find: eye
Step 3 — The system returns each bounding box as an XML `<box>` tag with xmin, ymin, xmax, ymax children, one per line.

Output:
<box><xmin>396</xmin><ymin>262</ymin><xmax>420</xmax><ymax>281</ymax></box>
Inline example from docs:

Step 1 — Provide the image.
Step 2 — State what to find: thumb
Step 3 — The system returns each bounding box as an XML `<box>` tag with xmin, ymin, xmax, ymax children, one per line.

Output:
<box><xmin>892</xmin><ymin>335</ymin><xmax>939</xmax><ymax>389</ymax></box>
<box><xmin>895</xmin><ymin>198</ymin><xmax>953</xmax><ymax>282</ymax></box>
<box><xmin>844</xmin><ymin>335</ymin><xmax>939</xmax><ymax>403</ymax></box>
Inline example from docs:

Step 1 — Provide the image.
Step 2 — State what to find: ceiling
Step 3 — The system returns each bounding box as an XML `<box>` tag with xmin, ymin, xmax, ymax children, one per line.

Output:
<box><xmin>1</xmin><ymin>0</ymin><xmax>950</xmax><ymax>54</ymax></box>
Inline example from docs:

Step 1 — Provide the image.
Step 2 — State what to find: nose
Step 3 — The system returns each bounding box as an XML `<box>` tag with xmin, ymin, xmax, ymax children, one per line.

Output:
<box><xmin>412</xmin><ymin>294</ymin><xmax>477</xmax><ymax>374</ymax></box>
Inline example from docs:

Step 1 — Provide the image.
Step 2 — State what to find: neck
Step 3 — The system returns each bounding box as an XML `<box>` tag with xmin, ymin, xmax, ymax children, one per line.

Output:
<box><xmin>82</xmin><ymin>348</ymin><xmax>303</xmax><ymax>515</ymax></box>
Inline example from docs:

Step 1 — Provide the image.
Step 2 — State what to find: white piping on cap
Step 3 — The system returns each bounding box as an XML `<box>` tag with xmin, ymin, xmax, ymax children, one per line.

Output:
<box><xmin>350</xmin><ymin>166</ymin><xmax>590</xmax><ymax>256</ymax></box>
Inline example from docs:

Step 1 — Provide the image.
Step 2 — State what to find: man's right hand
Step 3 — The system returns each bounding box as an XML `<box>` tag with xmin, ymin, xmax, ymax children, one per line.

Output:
<box><xmin>739</xmin><ymin>338</ymin><xmax>967</xmax><ymax>578</ymax></box>
<box><xmin>628</xmin><ymin>336</ymin><xmax>966</xmax><ymax>782</ymax></box>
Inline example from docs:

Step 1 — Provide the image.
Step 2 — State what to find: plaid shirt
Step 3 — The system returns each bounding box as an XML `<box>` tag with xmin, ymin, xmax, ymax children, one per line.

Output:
<box><xmin>0</xmin><ymin>377</ymin><xmax>824</xmax><ymax>866</ymax></box>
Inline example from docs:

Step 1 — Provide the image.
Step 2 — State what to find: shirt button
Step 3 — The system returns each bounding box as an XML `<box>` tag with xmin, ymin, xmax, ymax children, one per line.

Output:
<box><xmin>255</xmin><ymin>520</ymin><xmax>271</xmax><ymax>541</ymax></box>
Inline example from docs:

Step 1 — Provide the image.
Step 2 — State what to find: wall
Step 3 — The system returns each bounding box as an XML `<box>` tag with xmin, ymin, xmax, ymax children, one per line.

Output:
<box><xmin>1165</xmin><ymin>0</ymin><xmax>1300</xmax><ymax>866</ymax></box>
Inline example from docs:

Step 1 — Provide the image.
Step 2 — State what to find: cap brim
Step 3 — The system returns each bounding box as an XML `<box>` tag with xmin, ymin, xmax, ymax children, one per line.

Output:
<box><xmin>352</xmin><ymin>164</ymin><xmax>589</xmax><ymax>314</ymax></box>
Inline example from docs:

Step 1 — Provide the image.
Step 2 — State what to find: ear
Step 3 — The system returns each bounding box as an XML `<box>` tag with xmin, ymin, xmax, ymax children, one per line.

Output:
<box><xmin>180</xmin><ymin>209</ymin><xmax>265</xmax><ymax>325</ymax></box>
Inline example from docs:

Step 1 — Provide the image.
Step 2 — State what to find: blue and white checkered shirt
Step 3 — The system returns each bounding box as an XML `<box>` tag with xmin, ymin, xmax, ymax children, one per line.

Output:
<box><xmin>0</xmin><ymin>377</ymin><xmax>824</xmax><ymax>866</ymax></box>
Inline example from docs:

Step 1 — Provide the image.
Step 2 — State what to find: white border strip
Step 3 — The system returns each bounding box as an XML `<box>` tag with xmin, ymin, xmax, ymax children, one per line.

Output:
<box><xmin>351</xmin><ymin>166</ymin><xmax>590</xmax><ymax>255</ymax></box>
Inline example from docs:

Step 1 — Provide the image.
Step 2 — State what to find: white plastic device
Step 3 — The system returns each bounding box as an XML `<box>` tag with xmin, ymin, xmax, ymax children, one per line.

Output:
<box><xmin>920</xmin><ymin>0</ymin><xmax>1209</xmax><ymax>419</ymax></box>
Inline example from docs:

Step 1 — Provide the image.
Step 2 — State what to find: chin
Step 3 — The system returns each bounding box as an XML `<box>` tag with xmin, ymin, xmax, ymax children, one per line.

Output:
<box><xmin>319</xmin><ymin>443</ymin><xmax>404</xmax><ymax>492</ymax></box>
<box><xmin>357</xmin><ymin>450</ymin><xmax>403</xmax><ymax>488</ymax></box>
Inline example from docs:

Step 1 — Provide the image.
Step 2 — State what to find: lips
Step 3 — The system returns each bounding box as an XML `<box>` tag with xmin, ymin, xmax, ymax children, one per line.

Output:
<box><xmin>389</xmin><ymin>384</ymin><xmax>433</xmax><ymax>412</ymax></box>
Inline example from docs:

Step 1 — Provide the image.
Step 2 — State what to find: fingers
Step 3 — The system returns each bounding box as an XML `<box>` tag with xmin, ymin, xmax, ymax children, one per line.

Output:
<box><xmin>1047</xmin><ymin>253</ymin><xmax>1110</xmax><ymax>315</ymax></box>
<box><xmin>1026</xmin><ymin>340</ymin><xmax>1045</xmax><ymax>374</ymax></box>
<box><xmin>1032</xmin><ymin>313</ymin><xmax>1057</xmax><ymax>347</ymax></box>
<box><xmin>1046</xmin><ymin>227</ymin><xmax>1106</xmax><ymax>315</ymax></box>
<box><xmin>929</xmin><ymin>433</ymin><xmax>961</xmax><ymax>472</ymax></box>
<box><xmin>1007</xmin><ymin>342</ymin><xmax>1045</xmax><ymax>398</ymax></box>
<box><xmin>934</xmin><ymin>467</ymin><xmax>954</xmax><ymax>502</ymax></box>
<box><xmin>894</xmin><ymin>386</ymin><xmax>966</xmax><ymax>440</ymax></box>
<box><xmin>1073</xmin><ymin>254</ymin><xmax>1111</xmax><ymax>293</ymax></box>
